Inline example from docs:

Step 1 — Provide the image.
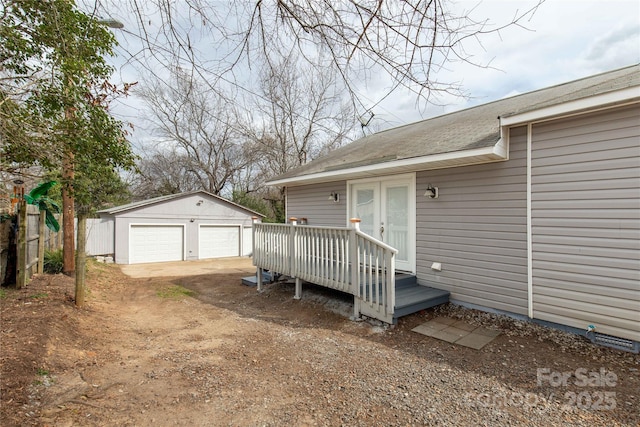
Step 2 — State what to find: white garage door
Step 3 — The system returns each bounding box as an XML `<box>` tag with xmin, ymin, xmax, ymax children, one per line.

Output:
<box><xmin>130</xmin><ymin>225</ymin><xmax>184</xmax><ymax>264</ymax></box>
<box><xmin>199</xmin><ymin>226</ymin><xmax>240</xmax><ymax>259</ymax></box>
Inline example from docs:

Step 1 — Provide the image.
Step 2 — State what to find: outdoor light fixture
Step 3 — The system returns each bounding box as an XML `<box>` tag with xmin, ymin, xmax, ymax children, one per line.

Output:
<box><xmin>424</xmin><ymin>184</ymin><xmax>439</xmax><ymax>199</ymax></box>
<box><xmin>329</xmin><ymin>192</ymin><xmax>340</xmax><ymax>203</ymax></box>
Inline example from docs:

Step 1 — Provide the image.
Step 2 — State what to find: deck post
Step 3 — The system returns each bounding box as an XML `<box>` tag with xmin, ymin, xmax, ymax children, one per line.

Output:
<box><xmin>289</xmin><ymin>216</ymin><xmax>302</xmax><ymax>299</ymax></box>
<box><xmin>251</xmin><ymin>216</ymin><xmax>260</xmax><ymax>256</ymax></box>
<box><xmin>294</xmin><ymin>277</ymin><xmax>302</xmax><ymax>300</ymax></box>
<box><xmin>256</xmin><ymin>268</ymin><xmax>264</xmax><ymax>292</ymax></box>
<box><xmin>252</xmin><ymin>217</ymin><xmax>263</xmax><ymax>291</ymax></box>
<box><xmin>289</xmin><ymin>217</ymin><xmax>297</xmax><ymax>277</ymax></box>
<box><xmin>349</xmin><ymin>218</ymin><xmax>361</xmax><ymax>320</ymax></box>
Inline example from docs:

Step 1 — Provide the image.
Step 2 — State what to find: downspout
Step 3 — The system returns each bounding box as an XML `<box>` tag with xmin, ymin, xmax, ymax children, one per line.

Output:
<box><xmin>500</xmin><ymin>116</ymin><xmax>533</xmax><ymax>319</ymax></box>
<box><xmin>494</xmin><ymin>121</ymin><xmax>510</xmax><ymax>161</ymax></box>
<box><xmin>284</xmin><ymin>186</ymin><xmax>288</xmax><ymax>222</ymax></box>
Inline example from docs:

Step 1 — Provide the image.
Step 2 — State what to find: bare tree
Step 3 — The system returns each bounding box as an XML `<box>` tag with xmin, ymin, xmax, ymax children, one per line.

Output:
<box><xmin>228</xmin><ymin>55</ymin><xmax>355</xmax><ymax>221</ymax></box>
<box><xmin>136</xmin><ymin>67</ymin><xmax>246</xmax><ymax>196</ymax></box>
<box><xmin>244</xmin><ymin>56</ymin><xmax>355</xmax><ymax>180</ymax></box>
<box><xmin>99</xmin><ymin>0</ymin><xmax>543</xmax><ymax>218</ymax></box>
<box><xmin>103</xmin><ymin>0</ymin><xmax>543</xmax><ymax>112</ymax></box>
<box><xmin>129</xmin><ymin>149</ymin><xmax>200</xmax><ymax>199</ymax></box>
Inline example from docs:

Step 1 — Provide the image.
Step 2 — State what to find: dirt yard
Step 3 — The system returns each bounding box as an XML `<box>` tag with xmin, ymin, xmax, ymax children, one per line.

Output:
<box><xmin>1</xmin><ymin>259</ymin><xmax>638</xmax><ymax>426</ymax></box>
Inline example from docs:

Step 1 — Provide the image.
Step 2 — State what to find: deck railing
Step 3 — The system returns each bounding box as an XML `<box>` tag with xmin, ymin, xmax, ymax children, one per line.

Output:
<box><xmin>252</xmin><ymin>219</ymin><xmax>397</xmax><ymax>323</ymax></box>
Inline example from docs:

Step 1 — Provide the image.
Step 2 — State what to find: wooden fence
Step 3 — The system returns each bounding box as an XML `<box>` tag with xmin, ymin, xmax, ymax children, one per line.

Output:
<box><xmin>14</xmin><ymin>201</ymin><xmax>63</xmax><ymax>288</ymax></box>
<box><xmin>2</xmin><ymin>202</ymin><xmax>114</xmax><ymax>287</ymax></box>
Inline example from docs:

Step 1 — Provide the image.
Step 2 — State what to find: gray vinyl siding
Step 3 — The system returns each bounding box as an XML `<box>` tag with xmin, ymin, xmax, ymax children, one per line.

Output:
<box><xmin>286</xmin><ymin>181</ymin><xmax>348</xmax><ymax>227</ymax></box>
<box><xmin>531</xmin><ymin>105</ymin><xmax>640</xmax><ymax>342</ymax></box>
<box><xmin>416</xmin><ymin>126</ymin><xmax>529</xmax><ymax>315</ymax></box>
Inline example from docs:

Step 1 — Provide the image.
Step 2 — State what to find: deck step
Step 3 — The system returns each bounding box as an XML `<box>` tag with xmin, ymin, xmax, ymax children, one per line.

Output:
<box><xmin>393</xmin><ymin>283</ymin><xmax>450</xmax><ymax>320</ymax></box>
<box><xmin>361</xmin><ymin>274</ymin><xmax>449</xmax><ymax>320</ymax></box>
<box><xmin>241</xmin><ymin>271</ymin><xmax>275</xmax><ymax>287</ymax></box>
<box><xmin>395</xmin><ymin>273</ymin><xmax>418</xmax><ymax>289</ymax></box>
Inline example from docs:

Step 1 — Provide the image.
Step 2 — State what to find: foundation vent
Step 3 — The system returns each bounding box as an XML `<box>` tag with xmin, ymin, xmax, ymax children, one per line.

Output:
<box><xmin>592</xmin><ymin>333</ymin><xmax>639</xmax><ymax>353</ymax></box>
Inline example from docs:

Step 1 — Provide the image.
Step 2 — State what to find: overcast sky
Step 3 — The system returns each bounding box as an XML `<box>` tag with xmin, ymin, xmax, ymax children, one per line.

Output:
<box><xmin>367</xmin><ymin>0</ymin><xmax>640</xmax><ymax>128</ymax></box>
<box><xmin>102</xmin><ymin>0</ymin><xmax>640</xmax><ymax>147</ymax></box>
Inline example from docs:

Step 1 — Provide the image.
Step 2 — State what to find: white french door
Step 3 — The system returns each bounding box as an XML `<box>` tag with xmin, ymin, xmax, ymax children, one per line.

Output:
<box><xmin>350</xmin><ymin>175</ymin><xmax>415</xmax><ymax>273</ymax></box>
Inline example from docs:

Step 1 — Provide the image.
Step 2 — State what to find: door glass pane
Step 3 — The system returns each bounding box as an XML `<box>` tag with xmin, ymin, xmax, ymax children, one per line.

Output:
<box><xmin>355</xmin><ymin>188</ymin><xmax>375</xmax><ymax>236</ymax></box>
<box><xmin>386</xmin><ymin>185</ymin><xmax>408</xmax><ymax>262</ymax></box>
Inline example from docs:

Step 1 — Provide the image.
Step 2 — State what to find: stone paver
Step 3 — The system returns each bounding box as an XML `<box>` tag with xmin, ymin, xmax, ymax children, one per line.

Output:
<box><xmin>473</xmin><ymin>327</ymin><xmax>501</xmax><ymax>338</ymax></box>
<box><xmin>451</xmin><ymin>319</ymin><xmax>477</xmax><ymax>332</ymax></box>
<box><xmin>455</xmin><ymin>333</ymin><xmax>496</xmax><ymax>350</ymax></box>
<box><xmin>411</xmin><ymin>318</ymin><xmax>501</xmax><ymax>349</ymax></box>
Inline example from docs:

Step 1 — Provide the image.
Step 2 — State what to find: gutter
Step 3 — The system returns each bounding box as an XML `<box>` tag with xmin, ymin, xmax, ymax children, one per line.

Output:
<box><xmin>267</xmin><ymin>141</ymin><xmax>508</xmax><ymax>187</ymax></box>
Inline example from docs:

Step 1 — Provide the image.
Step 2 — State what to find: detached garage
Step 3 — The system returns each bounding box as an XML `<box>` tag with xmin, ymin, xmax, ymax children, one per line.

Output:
<box><xmin>97</xmin><ymin>191</ymin><xmax>264</xmax><ymax>264</ymax></box>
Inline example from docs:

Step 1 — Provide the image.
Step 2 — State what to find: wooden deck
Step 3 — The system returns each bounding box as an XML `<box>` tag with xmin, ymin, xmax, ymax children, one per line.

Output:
<box><xmin>252</xmin><ymin>221</ymin><xmax>448</xmax><ymax>324</ymax></box>
<box><xmin>253</xmin><ymin>222</ymin><xmax>398</xmax><ymax>323</ymax></box>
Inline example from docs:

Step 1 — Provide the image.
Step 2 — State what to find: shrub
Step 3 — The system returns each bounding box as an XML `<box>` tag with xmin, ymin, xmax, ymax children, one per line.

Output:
<box><xmin>43</xmin><ymin>249</ymin><xmax>64</xmax><ymax>274</ymax></box>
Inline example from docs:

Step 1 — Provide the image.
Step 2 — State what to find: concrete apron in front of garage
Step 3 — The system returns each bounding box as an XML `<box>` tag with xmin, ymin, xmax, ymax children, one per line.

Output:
<box><xmin>120</xmin><ymin>257</ymin><xmax>255</xmax><ymax>278</ymax></box>
<box><xmin>412</xmin><ymin>317</ymin><xmax>501</xmax><ymax>349</ymax></box>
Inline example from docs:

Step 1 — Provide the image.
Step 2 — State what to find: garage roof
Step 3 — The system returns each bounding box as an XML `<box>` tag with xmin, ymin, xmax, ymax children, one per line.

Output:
<box><xmin>97</xmin><ymin>190</ymin><xmax>265</xmax><ymax>217</ymax></box>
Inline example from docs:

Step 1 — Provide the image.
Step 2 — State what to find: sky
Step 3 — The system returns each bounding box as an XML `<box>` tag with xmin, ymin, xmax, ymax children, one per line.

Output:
<box><xmin>366</xmin><ymin>0</ymin><xmax>640</xmax><ymax>128</ymax></box>
<box><xmin>99</xmin><ymin>0</ymin><xmax>640</xmax><ymax>148</ymax></box>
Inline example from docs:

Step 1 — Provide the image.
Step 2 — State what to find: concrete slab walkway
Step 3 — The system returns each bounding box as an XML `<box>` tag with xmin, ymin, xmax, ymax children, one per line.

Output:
<box><xmin>412</xmin><ymin>317</ymin><xmax>501</xmax><ymax>349</ymax></box>
<box><xmin>120</xmin><ymin>257</ymin><xmax>255</xmax><ymax>278</ymax></box>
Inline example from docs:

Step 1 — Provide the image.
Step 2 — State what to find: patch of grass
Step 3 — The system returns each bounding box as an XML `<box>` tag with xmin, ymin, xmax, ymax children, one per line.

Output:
<box><xmin>29</xmin><ymin>292</ymin><xmax>48</xmax><ymax>299</ymax></box>
<box><xmin>34</xmin><ymin>367</ymin><xmax>54</xmax><ymax>386</ymax></box>
<box><xmin>156</xmin><ymin>285</ymin><xmax>195</xmax><ymax>299</ymax></box>
<box><xmin>0</xmin><ymin>288</ymin><xmax>7</xmax><ymax>299</ymax></box>
<box><xmin>43</xmin><ymin>249</ymin><xmax>64</xmax><ymax>274</ymax></box>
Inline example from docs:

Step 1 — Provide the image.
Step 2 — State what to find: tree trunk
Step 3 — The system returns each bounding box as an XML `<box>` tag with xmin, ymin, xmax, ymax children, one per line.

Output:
<box><xmin>74</xmin><ymin>213</ymin><xmax>86</xmax><ymax>307</ymax></box>
<box><xmin>62</xmin><ymin>149</ymin><xmax>75</xmax><ymax>274</ymax></box>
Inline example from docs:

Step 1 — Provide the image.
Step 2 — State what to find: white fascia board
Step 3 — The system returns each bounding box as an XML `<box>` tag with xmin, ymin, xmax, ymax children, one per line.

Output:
<box><xmin>500</xmin><ymin>86</ymin><xmax>640</xmax><ymax>127</ymax></box>
<box><xmin>267</xmin><ymin>142</ymin><xmax>507</xmax><ymax>187</ymax></box>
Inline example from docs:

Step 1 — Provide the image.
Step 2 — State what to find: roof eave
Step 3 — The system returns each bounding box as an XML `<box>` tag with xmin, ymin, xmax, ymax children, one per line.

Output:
<box><xmin>500</xmin><ymin>86</ymin><xmax>640</xmax><ymax>126</ymax></box>
<box><xmin>267</xmin><ymin>141</ymin><xmax>508</xmax><ymax>187</ymax></box>
<box><xmin>97</xmin><ymin>190</ymin><xmax>266</xmax><ymax>217</ymax></box>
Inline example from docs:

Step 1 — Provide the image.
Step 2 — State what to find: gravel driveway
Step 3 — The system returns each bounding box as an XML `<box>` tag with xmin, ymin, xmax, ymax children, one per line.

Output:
<box><xmin>2</xmin><ymin>260</ymin><xmax>637</xmax><ymax>426</ymax></box>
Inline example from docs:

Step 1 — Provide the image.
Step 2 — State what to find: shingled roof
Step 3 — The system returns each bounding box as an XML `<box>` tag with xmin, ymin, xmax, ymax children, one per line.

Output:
<box><xmin>268</xmin><ymin>64</ymin><xmax>639</xmax><ymax>186</ymax></box>
<box><xmin>97</xmin><ymin>190</ymin><xmax>265</xmax><ymax>217</ymax></box>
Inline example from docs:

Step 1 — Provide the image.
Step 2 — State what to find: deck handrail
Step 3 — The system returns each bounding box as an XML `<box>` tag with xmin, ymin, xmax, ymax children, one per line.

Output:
<box><xmin>253</xmin><ymin>221</ymin><xmax>397</xmax><ymax>323</ymax></box>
